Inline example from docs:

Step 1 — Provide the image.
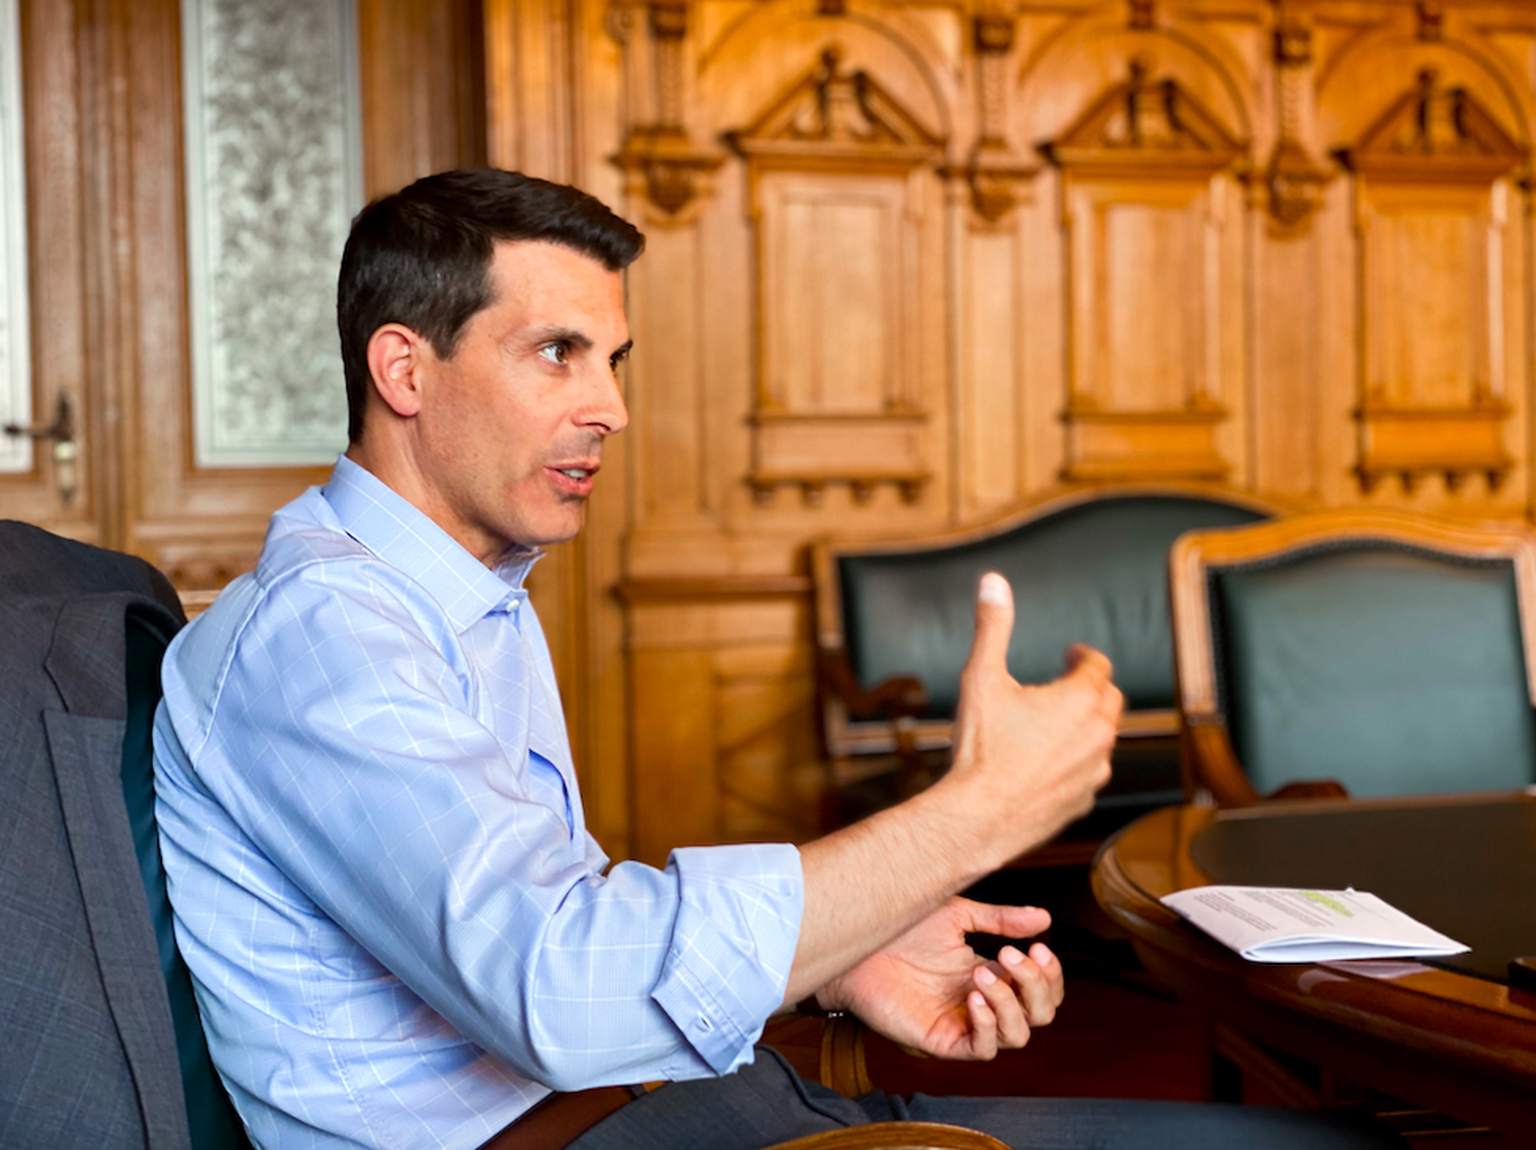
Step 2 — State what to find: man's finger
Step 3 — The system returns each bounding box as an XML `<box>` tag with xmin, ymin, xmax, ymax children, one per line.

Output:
<box><xmin>966</xmin><ymin>572</ymin><xmax>1015</xmax><ymax>674</ymax></box>
<box><xmin>1030</xmin><ymin>942</ymin><xmax>1067</xmax><ymax>1010</ymax></box>
<box><xmin>951</xmin><ymin>898</ymin><xmax>1051</xmax><ymax>940</ymax></box>
<box><xmin>1000</xmin><ymin>945</ymin><xmax>1059</xmax><ymax>1027</ymax></box>
<box><xmin>1061</xmin><ymin>643</ymin><xmax>1113</xmax><ymax>686</ymax></box>
<box><xmin>964</xmin><ymin>990</ymin><xmax>1000</xmax><ymax>1062</ymax></box>
<box><xmin>974</xmin><ymin>965</ymin><xmax>1031</xmax><ymax>1048</ymax></box>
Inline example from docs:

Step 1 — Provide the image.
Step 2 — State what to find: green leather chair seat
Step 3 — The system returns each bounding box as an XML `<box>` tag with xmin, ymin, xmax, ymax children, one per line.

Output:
<box><xmin>839</xmin><ymin>494</ymin><xmax>1267</xmax><ymax>717</ymax></box>
<box><xmin>121</xmin><ymin>615</ymin><xmax>251</xmax><ymax>1150</ymax></box>
<box><xmin>1213</xmin><ymin>546</ymin><xmax>1536</xmax><ymax>798</ymax></box>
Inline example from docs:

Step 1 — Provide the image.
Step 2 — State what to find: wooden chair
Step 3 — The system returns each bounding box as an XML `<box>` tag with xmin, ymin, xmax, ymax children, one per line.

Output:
<box><xmin>1169</xmin><ymin>509</ymin><xmax>1536</xmax><ymax>805</ymax></box>
<box><xmin>811</xmin><ymin>484</ymin><xmax>1292</xmax><ymax>856</ymax></box>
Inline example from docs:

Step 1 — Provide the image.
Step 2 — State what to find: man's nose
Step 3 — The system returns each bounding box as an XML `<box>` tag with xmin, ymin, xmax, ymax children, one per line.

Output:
<box><xmin>584</xmin><ymin>366</ymin><xmax>629</xmax><ymax>437</ymax></box>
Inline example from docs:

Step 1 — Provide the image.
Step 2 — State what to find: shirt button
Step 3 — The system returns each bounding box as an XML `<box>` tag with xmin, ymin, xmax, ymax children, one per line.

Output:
<box><xmin>695</xmin><ymin>1015</ymin><xmax>713</xmax><ymax>1033</ymax></box>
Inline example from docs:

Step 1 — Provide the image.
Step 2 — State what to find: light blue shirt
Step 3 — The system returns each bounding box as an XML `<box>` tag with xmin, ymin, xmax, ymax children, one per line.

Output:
<box><xmin>153</xmin><ymin>456</ymin><xmax>804</xmax><ymax>1150</ymax></box>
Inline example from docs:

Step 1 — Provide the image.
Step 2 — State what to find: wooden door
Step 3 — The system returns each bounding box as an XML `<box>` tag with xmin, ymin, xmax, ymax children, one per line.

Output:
<box><xmin>0</xmin><ymin>0</ymin><xmax>484</xmax><ymax>586</ymax></box>
<box><xmin>1</xmin><ymin>0</ymin><xmax>108</xmax><ymax>544</ymax></box>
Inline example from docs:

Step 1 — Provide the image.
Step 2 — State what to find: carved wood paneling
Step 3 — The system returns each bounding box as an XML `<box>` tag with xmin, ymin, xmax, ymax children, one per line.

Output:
<box><xmin>521</xmin><ymin>0</ymin><xmax>1536</xmax><ymax>857</ymax></box>
<box><xmin>1341</xmin><ymin>68</ymin><xmax>1526</xmax><ymax>494</ymax></box>
<box><xmin>728</xmin><ymin>47</ymin><xmax>943</xmax><ymax>505</ymax></box>
<box><xmin>1046</xmin><ymin>57</ymin><xmax>1246</xmax><ymax>483</ymax></box>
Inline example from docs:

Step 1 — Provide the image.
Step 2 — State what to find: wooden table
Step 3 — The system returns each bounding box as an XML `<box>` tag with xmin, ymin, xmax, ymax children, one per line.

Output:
<box><xmin>1090</xmin><ymin>796</ymin><xmax>1536</xmax><ymax>1140</ymax></box>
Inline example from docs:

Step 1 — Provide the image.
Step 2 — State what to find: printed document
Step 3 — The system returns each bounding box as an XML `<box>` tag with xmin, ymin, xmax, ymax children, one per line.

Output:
<box><xmin>1161</xmin><ymin>886</ymin><xmax>1469</xmax><ymax>963</ymax></box>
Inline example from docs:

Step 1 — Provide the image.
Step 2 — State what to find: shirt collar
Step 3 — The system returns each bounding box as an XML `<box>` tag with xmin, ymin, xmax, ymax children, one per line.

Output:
<box><xmin>322</xmin><ymin>455</ymin><xmax>542</xmax><ymax>633</ymax></box>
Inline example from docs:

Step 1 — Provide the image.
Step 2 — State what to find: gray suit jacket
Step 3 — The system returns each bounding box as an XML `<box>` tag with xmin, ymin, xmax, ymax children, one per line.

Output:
<box><xmin>0</xmin><ymin>521</ymin><xmax>190</xmax><ymax>1150</ymax></box>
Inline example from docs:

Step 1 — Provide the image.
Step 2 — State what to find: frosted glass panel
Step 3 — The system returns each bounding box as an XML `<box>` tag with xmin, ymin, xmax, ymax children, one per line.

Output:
<box><xmin>0</xmin><ymin>0</ymin><xmax>30</xmax><ymax>473</ymax></box>
<box><xmin>182</xmin><ymin>0</ymin><xmax>360</xmax><ymax>467</ymax></box>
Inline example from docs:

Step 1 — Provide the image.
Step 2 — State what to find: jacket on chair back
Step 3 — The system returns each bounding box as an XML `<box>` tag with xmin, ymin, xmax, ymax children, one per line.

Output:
<box><xmin>0</xmin><ymin>521</ymin><xmax>190</xmax><ymax>1150</ymax></box>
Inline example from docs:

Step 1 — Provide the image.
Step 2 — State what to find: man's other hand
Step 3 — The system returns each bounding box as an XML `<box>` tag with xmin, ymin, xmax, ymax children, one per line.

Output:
<box><xmin>941</xmin><ymin>572</ymin><xmax>1121</xmax><ymax>865</ymax></box>
<box><xmin>815</xmin><ymin>898</ymin><xmax>1063</xmax><ymax>1061</ymax></box>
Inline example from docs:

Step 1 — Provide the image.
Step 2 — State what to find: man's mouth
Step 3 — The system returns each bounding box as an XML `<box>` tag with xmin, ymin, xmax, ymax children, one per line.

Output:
<box><xmin>548</xmin><ymin>462</ymin><xmax>600</xmax><ymax>495</ymax></box>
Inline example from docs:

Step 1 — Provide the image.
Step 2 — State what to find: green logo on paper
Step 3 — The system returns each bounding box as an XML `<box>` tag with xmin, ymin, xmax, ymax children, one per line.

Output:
<box><xmin>1301</xmin><ymin>890</ymin><xmax>1351</xmax><ymax>917</ymax></box>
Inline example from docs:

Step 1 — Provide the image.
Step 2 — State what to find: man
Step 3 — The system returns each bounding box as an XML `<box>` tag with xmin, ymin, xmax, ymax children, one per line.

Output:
<box><xmin>154</xmin><ymin>169</ymin><xmax>1397</xmax><ymax>1150</ymax></box>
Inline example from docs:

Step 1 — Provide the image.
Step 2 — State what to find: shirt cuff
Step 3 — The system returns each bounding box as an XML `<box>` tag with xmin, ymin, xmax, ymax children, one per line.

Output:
<box><xmin>650</xmin><ymin>842</ymin><xmax>804</xmax><ymax>1075</ymax></box>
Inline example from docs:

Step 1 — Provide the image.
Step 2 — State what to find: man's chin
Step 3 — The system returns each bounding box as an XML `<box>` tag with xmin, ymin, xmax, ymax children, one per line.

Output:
<box><xmin>516</xmin><ymin>507</ymin><xmax>587</xmax><ymax>550</ymax></box>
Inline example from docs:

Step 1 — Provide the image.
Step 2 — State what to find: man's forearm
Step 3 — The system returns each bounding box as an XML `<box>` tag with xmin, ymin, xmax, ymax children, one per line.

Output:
<box><xmin>785</xmin><ymin>774</ymin><xmax>1008</xmax><ymax>1005</ymax></box>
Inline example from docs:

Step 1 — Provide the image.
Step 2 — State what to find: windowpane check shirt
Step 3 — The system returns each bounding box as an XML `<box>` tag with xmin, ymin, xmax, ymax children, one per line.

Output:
<box><xmin>153</xmin><ymin>456</ymin><xmax>804</xmax><ymax>1150</ymax></box>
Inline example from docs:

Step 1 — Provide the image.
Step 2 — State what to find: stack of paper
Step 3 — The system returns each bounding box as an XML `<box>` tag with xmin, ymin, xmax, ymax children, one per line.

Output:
<box><xmin>1160</xmin><ymin>886</ymin><xmax>1469</xmax><ymax>963</ymax></box>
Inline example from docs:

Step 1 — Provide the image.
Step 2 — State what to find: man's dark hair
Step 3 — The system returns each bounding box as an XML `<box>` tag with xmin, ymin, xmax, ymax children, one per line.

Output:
<box><xmin>337</xmin><ymin>168</ymin><xmax>645</xmax><ymax>442</ymax></box>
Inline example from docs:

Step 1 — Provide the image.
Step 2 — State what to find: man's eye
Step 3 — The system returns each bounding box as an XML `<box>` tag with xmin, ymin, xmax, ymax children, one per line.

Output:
<box><xmin>539</xmin><ymin>343</ymin><xmax>569</xmax><ymax>365</ymax></box>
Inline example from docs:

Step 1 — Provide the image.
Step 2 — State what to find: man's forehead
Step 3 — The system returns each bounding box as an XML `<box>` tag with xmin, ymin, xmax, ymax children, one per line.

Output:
<box><xmin>488</xmin><ymin>240</ymin><xmax>627</xmax><ymax>327</ymax></box>
<box><xmin>490</xmin><ymin>238</ymin><xmax>619</xmax><ymax>282</ymax></box>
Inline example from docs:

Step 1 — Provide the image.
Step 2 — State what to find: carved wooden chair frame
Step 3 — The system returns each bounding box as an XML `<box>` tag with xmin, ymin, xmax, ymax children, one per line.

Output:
<box><xmin>1169</xmin><ymin>509</ymin><xmax>1536</xmax><ymax>806</ymax></box>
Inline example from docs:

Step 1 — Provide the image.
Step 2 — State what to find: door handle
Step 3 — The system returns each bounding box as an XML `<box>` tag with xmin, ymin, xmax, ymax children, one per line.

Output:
<box><xmin>4</xmin><ymin>393</ymin><xmax>78</xmax><ymax>504</ymax></box>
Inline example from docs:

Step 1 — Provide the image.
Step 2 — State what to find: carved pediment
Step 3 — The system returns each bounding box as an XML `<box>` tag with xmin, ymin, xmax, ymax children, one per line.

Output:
<box><xmin>1341</xmin><ymin>69</ymin><xmax>1525</xmax><ymax>183</ymax></box>
<box><xmin>1043</xmin><ymin>56</ymin><xmax>1243</xmax><ymax>177</ymax></box>
<box><xmin>725</xmin><ymin>47</ymin><xmax>942</xmax><ymax>169</ymax></box>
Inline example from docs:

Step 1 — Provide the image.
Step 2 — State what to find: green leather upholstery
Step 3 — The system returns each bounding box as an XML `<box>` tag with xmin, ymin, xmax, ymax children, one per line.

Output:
<box><xmin>1212</xmin><ymin>546</ymin><xmax>1536</xmax><ymax>798</ymax></box>
<box><xmin>839</xmin><ymin>494</ymin><xmax>1267</xmax><ymax>715</ymax></box>
<box><xmin>121</xmin><ymin>615</ymin><xmax>252</xmax><ymax>1150</ymax></box>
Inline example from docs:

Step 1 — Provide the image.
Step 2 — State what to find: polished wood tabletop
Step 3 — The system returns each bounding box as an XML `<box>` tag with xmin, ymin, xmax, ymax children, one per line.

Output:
<box><xmin>1091</xmin><ymin>795</ymin><xmax>1536</xmax><ymax>1140</ymax></box>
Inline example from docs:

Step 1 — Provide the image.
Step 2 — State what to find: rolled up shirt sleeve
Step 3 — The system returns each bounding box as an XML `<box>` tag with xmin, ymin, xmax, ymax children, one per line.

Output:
<box><xmin>649</xmin><ymin>844</ymin><xmax>804</xmax><ymax>1076</ymax></box>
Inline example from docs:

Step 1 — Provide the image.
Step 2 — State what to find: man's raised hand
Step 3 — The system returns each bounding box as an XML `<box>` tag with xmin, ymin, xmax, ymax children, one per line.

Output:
<box><xmin>940</xmin><ymin>572</ymin><xmax>1121</xmax><ymax>867</ymax></box>
<box><xmin>783</xmin><ymin>572</ymin><xmax>1121</xmax><ymax>1008</ymax></box>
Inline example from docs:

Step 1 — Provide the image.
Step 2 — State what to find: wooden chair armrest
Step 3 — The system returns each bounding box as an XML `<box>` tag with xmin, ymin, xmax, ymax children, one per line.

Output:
<box><xmin>1181</xmin><ymin>719</ymin><xmax>1259</xmax><ymax>806</ymax></box>
<box><xmin>768</xmin><ymin>1122</ymin><xmax>1011</xmax><ymax>1150</ymax></box>
<box><xmin>1183</xmin><ymin>719</ymin><xmax>1350</xmax><ymax>805</ymax></box>
<box><xmin>820</xmin><ymin>648</ymin><xmax>928</xmax><ymax>722</ymax></box>
<box><xmin>818</xmin><ymin>1012</ymin><xmax>874</xmax><ymax>1098</ymax></box>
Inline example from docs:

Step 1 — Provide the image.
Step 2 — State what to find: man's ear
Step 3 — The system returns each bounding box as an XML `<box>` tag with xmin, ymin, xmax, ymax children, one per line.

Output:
<box><xmin>366</xmin><ymin>324</ymin><xmax>429</xmax><ymax>419</ymax></box>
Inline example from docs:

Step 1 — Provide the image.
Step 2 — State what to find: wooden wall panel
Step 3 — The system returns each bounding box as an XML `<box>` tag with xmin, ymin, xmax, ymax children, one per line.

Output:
<box><xmin>496</xmin><ymin>0</ymin><xmax>1536</xmax><ymax>859</ymax></box>
<box><xmin>359</xmin><ymin>0</ymin><xmax>487</xmax><ymax>198</ymax></box>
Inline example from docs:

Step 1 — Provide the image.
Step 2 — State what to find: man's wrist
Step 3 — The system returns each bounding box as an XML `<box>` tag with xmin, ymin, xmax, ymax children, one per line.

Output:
<box><xmin>806</xmin><ymin>979</ymin><xmax>848</xmax><ymax>1016</ymax></box>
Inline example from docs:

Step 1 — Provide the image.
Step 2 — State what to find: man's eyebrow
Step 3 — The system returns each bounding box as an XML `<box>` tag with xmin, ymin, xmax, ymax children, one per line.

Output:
<box><xmin>531</xmin><ymin>325</ymin><xmax>594</xmax><ymax>350</ymax></box>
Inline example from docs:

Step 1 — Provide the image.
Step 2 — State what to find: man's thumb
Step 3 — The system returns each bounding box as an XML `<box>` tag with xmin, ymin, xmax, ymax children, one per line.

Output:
<box><xmin>967</xmin><ymin>572</ymin><xmax>1015</xmax><ymax>673</ymax></box>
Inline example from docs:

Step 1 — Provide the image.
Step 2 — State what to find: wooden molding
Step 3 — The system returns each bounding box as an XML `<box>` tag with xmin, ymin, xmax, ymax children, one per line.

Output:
<box><xmin>1061</xmin><ymin>403</ymin><xmax>1231</xmax><ymax>483</ymax></box>
<box><xmin>1355</xmin><ymin>398</ymin><xmax>1513</xmax><ymax>493</ymax></box>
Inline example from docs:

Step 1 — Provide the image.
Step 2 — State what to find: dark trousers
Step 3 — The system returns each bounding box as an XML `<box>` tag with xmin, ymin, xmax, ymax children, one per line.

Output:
<box><xmin>568</xmin><ymin>1049</ymin><xmax>1405</xmax><ymax>1150</ymax></box>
